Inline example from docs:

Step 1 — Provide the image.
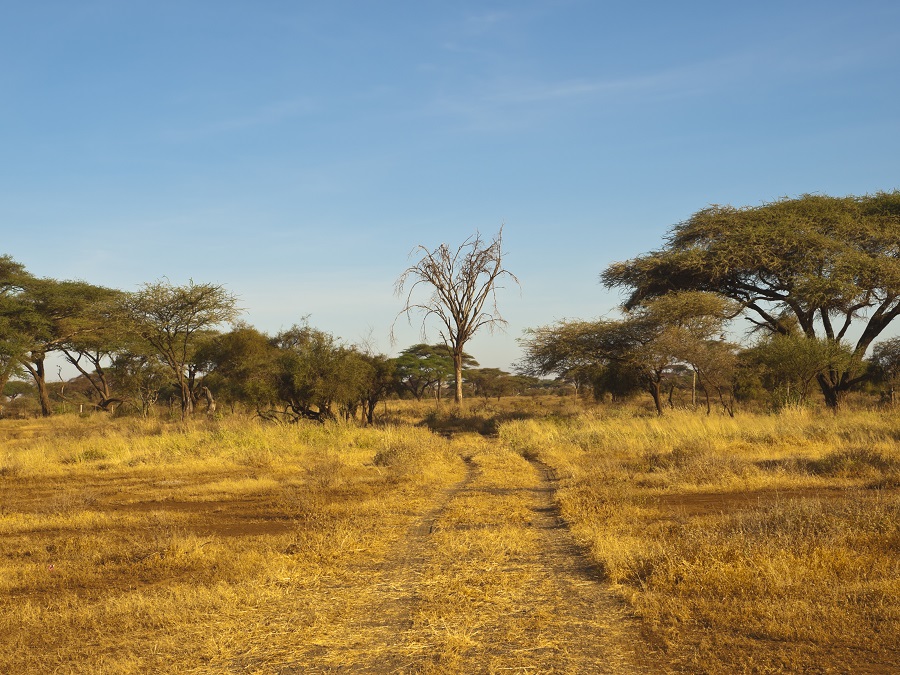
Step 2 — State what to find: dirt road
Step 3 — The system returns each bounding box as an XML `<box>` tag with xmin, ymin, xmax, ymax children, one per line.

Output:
<box><xmin>249</xmin><ymin>446</ymin><xmax>663</xmax><ymax>674</ymax></box>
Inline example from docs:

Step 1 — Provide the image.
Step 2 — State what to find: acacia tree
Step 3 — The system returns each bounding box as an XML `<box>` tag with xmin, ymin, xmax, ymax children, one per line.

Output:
<box><xmin>359</xmin><ymin>352</ymin><xmax>395</xmax><ymax>425</ymax></box>
<box><xmin>602</xmin><ymin>192</ymin><xmax>900</xmax><ymax>409</ymax></box>
<box><xmin>124</xmin><ymin>280</ymin><xmax>239</xmax><ymax>419</ymax></box>
<box><xmin>395</xmin><ymin>228</ymin><xmax>518</xmax><ymax>404</ymax></box>
<box><xmin>0</xmin><ymin>256</ymin><xmax>31</xmax><ymax>412</ymax></box>
<box><xmin>519</xmin><ymin>317</ymin><xmax>678</xmax><ymax>414</ymax></box>
<box><xmin>393</xmin><ymin>343</ymin><xmax>477</xmax><ymax>401</ymax></box>
<box><xmin>746</xmin><ymin>333</ymin><xmax>854</xmax><ymax>409</ymax></box>
<box><xmin>15</xmin><ymin>278</ymin><xmax>121</xmax><ymax>416</ymax></box>
<box><xmin>466</xmin><ymin>367</ymin><xmax>516</xmax><ymax>401</ymax></box>
<box><xmin>59</xmin><ymin>290</ymin><xmax>132</xmax><ymax>411</ymax></box>
<box><xmin>112</xmin><ymin>349</ymin><xmax>168</xmax><ymax>417</ymax></box>
<box><xmin>519</xmin><ymin>292</ymin><xmax>735</xmax><ymax>415</ymax></box>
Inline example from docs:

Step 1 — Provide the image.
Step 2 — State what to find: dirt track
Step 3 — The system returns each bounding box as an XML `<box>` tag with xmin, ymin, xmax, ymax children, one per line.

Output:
<box><xmin>259</xmin><ymin>451</ymin><xmax>664</xmax><ymax>674</ymax></box>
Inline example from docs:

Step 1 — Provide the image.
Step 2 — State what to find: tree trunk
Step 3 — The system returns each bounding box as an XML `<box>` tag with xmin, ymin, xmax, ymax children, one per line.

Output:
<box><xmin>25</xmin><ymin>355</ymin><xmax>53</xmax><ymax>417</ymax></box>
<box><xmin>453</xmin><ymin>352</ymin><xmax>463</xmax><ymax>404</ymax></box>
<box><xmin>62</xmin><ymin>350</ymin><xmax>113</xmax><ymax>404</ymax></box>
<box><xmin>648</xmin><ymin>381</ymin><xmax>664</xmax><ymax>416</ymax></box>
<box><xmin>179</xmin><ymin>377</ymin><xmax>193</xmax><ymax>419</ymax></box>
<box><xmin>816</xmin><ymin>373</ymin><xmax>843</xmax><ymax>411</ymax></box>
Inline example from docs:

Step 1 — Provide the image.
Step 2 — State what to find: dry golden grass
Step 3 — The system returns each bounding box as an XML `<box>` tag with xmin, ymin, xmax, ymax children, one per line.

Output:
<box><xmin>3</xmin><ymin>404</ymin><xmax>899</xmax><ymax>673</ymax></box>
<box><xmin>500</xmin><ymin>408</ymin><xmax>900</xmax><ymax>673</ymax></box>
<box><xmin>0</xmin><ymin>415</ymin><xmax>467</xmax><ymax>673</ymax></box>
<box><xmin>397</xmin><ymin>439</ymin><xmax>658</xmax><ymax>674</ymax></box>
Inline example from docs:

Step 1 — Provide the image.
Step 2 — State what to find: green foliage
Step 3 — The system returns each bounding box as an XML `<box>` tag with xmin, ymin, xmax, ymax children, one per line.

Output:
<box><xmin>111</xmin><ymin>350</ymin><xmax>169</xmax><ymax>417</ymax></box>
<box><xmin>519</xmin><ymin>292</ymin><xmax>737</xmax><ymax>414</ymax></box>
<box><xmin>746</xmin><ymin>334</ymin><xmax>856</xmax><ymax>409</ymax></box>
<box><xmin>193</xmin><ymin>324</ymin><xmax>276</xmax><ymax>411</ymax></box>
<box><xmin>7</xmin><ymin>273</ymin><xmax>123</xmax><ymax>416</ymax></box>
<box><xmin>124</xmin><ymin>279</ymin><xmax>240</xmax><ymax>418</ymax></box>
<box><xmin>869</xmin><ymin>337</ymin><xmax>900</xmax><ymax>405</ymax></box>
<box><xmin>393</xmin><ymin>344</ymin><xmax>476</xmax><ymax>401</ymax></box>
<box><xmin>0</xmin><ymin>256</ymin><xmax>31</xmax><ymax>395</ymax></box>
<box><xmin>602</xmin><ymin>191</ymin><xmax>900</xmax><ymax>407</ymax></box>
<box><xmin>271</xmin><ymin>323</ymin><xmax>372</xmax><ymax>422</ymax></box>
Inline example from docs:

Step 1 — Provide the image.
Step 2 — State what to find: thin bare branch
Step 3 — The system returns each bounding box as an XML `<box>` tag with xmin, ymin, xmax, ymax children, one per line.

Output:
<box><xmin>393</xmin><ymin>226</ymin><xmax>519</xmax><ymax>403</ymax></box>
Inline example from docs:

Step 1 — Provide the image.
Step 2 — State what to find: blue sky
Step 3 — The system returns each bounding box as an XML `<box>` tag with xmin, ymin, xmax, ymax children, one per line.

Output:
<box><xmin>2</xmin><ymin>1</ymin><xmax>899</xmax><ymax>370</ymax></box>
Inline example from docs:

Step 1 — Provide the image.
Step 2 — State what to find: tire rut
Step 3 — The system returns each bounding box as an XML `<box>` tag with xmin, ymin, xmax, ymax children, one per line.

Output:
<box><xmin>277</xmin><ymin>455</ymin><xmax>480</xmax><ymax>674</ymax></box>
<box><xmin>244</xmin><ymin>450</ymin><xmax>665</xmax><ymax>673</ymax></box>
<box><xmin>521</xmin><ymin>457</ymin><xmax>666</xmax><ymax>673</ymax></box>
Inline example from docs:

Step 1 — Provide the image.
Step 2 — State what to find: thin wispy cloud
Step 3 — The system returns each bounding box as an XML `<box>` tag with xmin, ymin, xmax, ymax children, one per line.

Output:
<box><xmin>422</xmin><ymin>61</ymin><xmax>719</xmax><ymax>132</ymax></box>
<box><xmin>421</xmin><ymin>34</ymin><xmax>880</xmax><ymax>134</ymax></box>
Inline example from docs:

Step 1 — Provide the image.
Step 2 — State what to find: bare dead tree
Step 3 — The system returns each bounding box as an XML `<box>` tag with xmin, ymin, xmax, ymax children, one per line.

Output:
<box><xmin>394</xmin><ymin>227</ymin><xmax>519</xmax><ymax>404</ymax></box>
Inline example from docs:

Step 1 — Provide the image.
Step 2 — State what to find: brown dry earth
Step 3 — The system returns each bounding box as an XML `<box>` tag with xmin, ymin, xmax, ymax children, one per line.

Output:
<box><xmin>247</xmin><ymin>455</ymin><xmax>665</xmax><ymax>674</ymax></box>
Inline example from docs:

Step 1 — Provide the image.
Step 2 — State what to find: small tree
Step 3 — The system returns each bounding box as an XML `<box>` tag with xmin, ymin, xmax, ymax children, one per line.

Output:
<box><xmin>124</xmin><ymin>280</ymin><xmax>239</xmax><ymax>419</ymax></box>
<box><xmin>112</xmin><ymin>349</ymin><xmax>168</xmax><ymax>417</ymax></box>
<box><xmin>466</xmin><ymin>367</ymin><xmax>515</xmax><ymax>401</ymax></box>
<box><xmin>59</xmin><ymin>290</ymin><xmax>132</xmax><ymax>411</ymax></box>
<box><xmin>395</xmin><ymin>228</ymin><xmax>518</xmax><ymax>404</ymax></box>
<box><xmin>358</xmin><ymin>352</ymin><xmax>396</xmax><ymax>425</ymax></box>
<box><xmin>868</xmin><ymin>337</ymin><xmax>900</xmax><ymax>406</ymax></box>
<box><xmin>747</xmin><ymin>333</ymin><xmax>855</xmax><ymax>409</ymax></box>
<box><xmin>393</xmin><ymin>343</ymin><xmax>477</xmax><ymax>401</ymax></box>
<box><xmin>272</xmin><ymin>323</ymin><xmax>369</xmax><ymax>422</ymax></box>
<box><xmin>193</xmin><ymin>324</ymin><xmax>277</xmax><ymax>413</ymax></box>
<box><xmin>520</xmin><ymin>292</ymin><xmax>736</xmax><ymax>415</ymax></box>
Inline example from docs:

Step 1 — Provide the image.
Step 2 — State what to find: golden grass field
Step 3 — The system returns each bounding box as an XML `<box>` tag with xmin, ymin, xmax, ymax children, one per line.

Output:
<box><xmin>1</xmin><ymin>399</ymin><xmax>898</xmax><ymax>673</ymax></box>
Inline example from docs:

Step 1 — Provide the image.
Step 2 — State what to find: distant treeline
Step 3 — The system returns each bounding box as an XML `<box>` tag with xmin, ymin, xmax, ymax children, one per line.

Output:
<box><xmin>0</xmin><ymin>263</ymin><xmax>555</xmax><ymax>420</ymax></box>
<box><xmin>3</xmin><ymin>191</ymin><xmax>900</xmax><ymax>419</ymax></box>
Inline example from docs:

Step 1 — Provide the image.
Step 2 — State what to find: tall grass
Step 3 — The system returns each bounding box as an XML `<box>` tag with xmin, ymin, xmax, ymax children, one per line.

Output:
<box><xmin>500</xmin><ymin>408</ymin><xmax>900</xmax><ymax>673</ymax></box>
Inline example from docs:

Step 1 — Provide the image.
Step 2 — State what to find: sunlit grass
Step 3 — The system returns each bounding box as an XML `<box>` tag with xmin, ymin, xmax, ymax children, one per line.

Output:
<box><xmin>500</xmin><ymin>407</ymin><xmax>900</xmax><ymax>673</ymax></box>
<box><xmin>3</xmin><ymin>405</ymin><xmax>898</xmax><ymax>672</ymax></box>
<box><xmin>0</xmin><ymin>414</ymin><xmax>467</xmax><ymax>673</ymax></box>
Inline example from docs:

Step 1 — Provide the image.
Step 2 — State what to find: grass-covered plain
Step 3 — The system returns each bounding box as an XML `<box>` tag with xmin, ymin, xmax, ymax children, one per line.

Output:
<box><xmin>1</xmin><ymin>402</ymin><xmax>898</xmax><ymax>673</ymax></box>
<box><xmin>501</xmin><ymin>406</ymin><xmax>900</xmax><ymax>673</ymax></box>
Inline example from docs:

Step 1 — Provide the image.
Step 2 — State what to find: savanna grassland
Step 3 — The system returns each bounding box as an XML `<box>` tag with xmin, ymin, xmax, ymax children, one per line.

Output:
<box><xmin>1</xmin><ymin>400</ymin><xmax>898</xmax><ymax>674</ymax></box>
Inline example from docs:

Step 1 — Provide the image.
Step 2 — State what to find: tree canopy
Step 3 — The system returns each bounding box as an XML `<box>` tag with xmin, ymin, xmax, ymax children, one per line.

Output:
<box><xmin>124</xmin><ymin>280</ymin><xmax>240</xmax><ymax>419</ymax></box>
<box><xmin>519</xmin><ymin>292</ymin><xmax>736</xmax><ymax>415</ymax></box>
<box><xmin>602</xmin><ymin>192</ymin><xmax>900</xmax><ymax>407</ymax></box>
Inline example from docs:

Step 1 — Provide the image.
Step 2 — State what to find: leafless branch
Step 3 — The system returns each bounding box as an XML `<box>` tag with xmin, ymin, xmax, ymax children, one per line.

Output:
<box><xmin>392</xmin><ymin>227</ymin><xmax>519</xmax><ymax>402</ymax></box>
